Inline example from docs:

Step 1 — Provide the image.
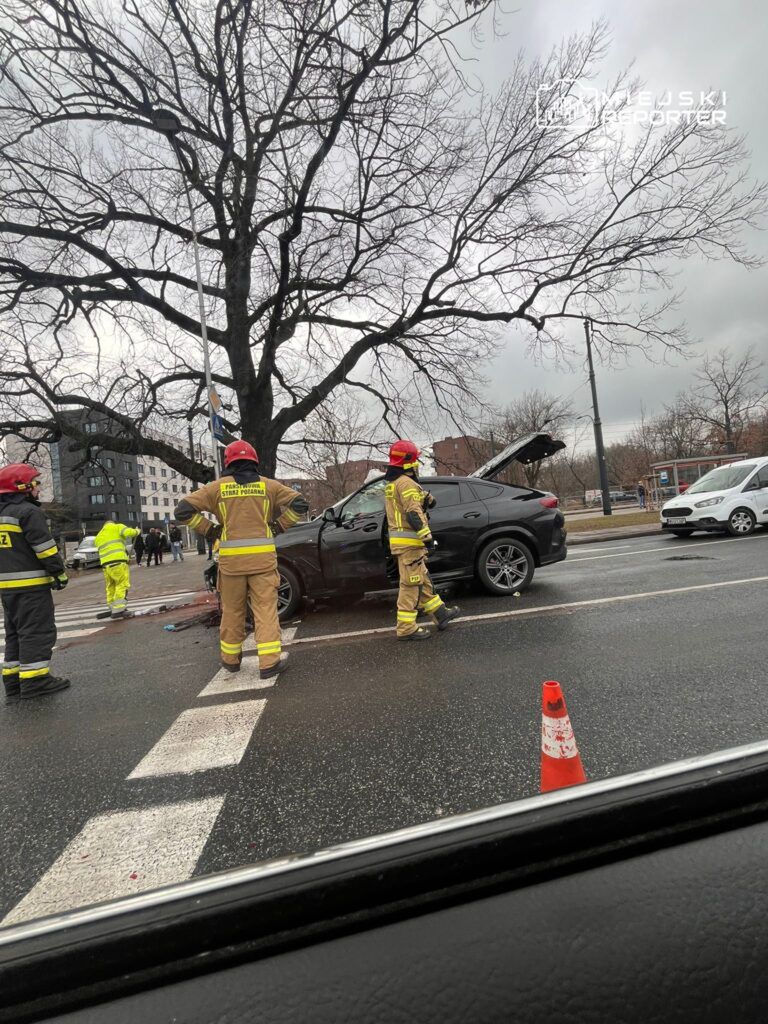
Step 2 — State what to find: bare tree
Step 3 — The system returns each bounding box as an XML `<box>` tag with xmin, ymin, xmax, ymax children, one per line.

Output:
<box><xmin>679</xmin><ymin>347</ymin><xmax>767</xmax><ymax>453</ymax></box>
<box><xmin>279</xmin><ymin>392</ymin><xmax>384</xmax><ymax>502</ymax></box>
<box><xmin>490</xmin><ymin>389</ymin><xmax>573</xmax><ymax>487</ymax></box>
<box><xmin>0</xmin><ymin>5</ymin><xmax>765</xmax><ymax>478</ymax></box>
<box><xmin>626</xmin><ymin>396</ymin><xmax>712</xmax><ymax>460</ymax></box>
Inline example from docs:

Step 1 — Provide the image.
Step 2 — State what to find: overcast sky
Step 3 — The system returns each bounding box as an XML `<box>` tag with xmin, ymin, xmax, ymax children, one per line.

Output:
<box><xmin>465</xmin><ymin>0</ymin><xmax>768</xmax><ymax>444</ymax></box>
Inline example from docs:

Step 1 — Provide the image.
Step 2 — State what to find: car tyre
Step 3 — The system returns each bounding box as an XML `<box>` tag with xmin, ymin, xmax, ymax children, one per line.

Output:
<box><xmin>476</xmin><ymin>537</ymin><xmax>535</xmax><ymax>596</ymax></box>
<box><xmin>277</xmin><ymin>563</ymin><xmax>303</xmax><ymax>621</ymax></box>
<box><xmin>726</xmin><ymin>507</ymin><xmax>756</xmax><ymax>537</ymax></box>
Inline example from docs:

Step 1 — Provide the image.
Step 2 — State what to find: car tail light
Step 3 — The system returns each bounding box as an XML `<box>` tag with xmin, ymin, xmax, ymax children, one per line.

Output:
<box><xmin>538</xmin><ymin>496</ymin><xmax>559</xmax><ymax>509</ymax></box>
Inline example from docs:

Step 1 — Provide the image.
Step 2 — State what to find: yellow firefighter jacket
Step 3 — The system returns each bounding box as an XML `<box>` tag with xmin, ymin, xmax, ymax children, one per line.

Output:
<box><xmin>175</xmin><ymin>473</ymin><xmax>307</xmax><ymax>575</ymax></box>
<box><xmin>385</xmin><ymin>474</ymin><xmax>433</xmax><ymax>556</ymax></box>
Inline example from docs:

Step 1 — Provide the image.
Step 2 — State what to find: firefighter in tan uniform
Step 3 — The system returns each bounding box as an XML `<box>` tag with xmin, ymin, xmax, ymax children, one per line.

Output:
<box><xmin>174</xmin><ymin>441</ymin><xmax>308</xmax><ymax>678</ymax></box>
<box><xmin>384</xmin><ymin>440</ymin><xmax>459</xmax><ymax>640</ymax></box>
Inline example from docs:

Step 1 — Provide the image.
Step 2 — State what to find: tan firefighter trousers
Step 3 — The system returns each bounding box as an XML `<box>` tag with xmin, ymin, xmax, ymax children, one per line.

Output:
<box><xmin>395</xmin><ymin>552</ymin><xmax>445</xmax><ymax>637</ymax></box>
<box><xmin>218</xmin><ymin>569</ymin><xmax>282</xmax><ymax>670</ymax></box>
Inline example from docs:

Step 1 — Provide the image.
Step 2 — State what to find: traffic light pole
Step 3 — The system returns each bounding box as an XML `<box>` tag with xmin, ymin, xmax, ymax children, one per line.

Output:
<box><xmin>584</xmin><ymin>318</ymin><xmax>612</xmax><ymax>517</ymax></box>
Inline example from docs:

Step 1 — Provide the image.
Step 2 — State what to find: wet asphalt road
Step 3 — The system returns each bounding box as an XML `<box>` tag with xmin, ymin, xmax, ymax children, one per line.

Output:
<box><xmin>1</xmin><ymin>529</ymin><xmax>767</xmax><ymax>923</ymax></box>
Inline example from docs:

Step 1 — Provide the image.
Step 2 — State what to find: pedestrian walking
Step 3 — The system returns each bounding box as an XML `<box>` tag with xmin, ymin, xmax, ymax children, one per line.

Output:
<box><xmin>637</xmin><ymin>481</ymin><xmax>647</xmax><ymax>509</ymax></box>
<box><xmin>133</xmin><ymin>531</ymin><xmax>145</xmax><ymax>565</ymax></box>
<box><xmin>94</xmin><ymin>520</ymin><xmax>140</xmax><ymax>618</ymax></box>
<box><xmin>156</xmin><ymin>531</ymin><xmax>167</xmax><ymax>564</ymax></box>
<box><xmin>384</xmin><ymin>440</ymin><xmax>459</xmax><ymax>640</ymax></box>
<box><xmin>169</xmin><ymin>522</ymin><xmax>184</xmax><ymax>562</ymax></box>
<box><xmin>175</xmin><ymin>440</ymin><xmax>309</xmax><ymax>678</ymax></box>
<box><xmin>145</xmin><ymin>528</ymin><xmax>161</xmax><ymax>567</ymax></box>
<box><xmin>0</xmin><ymin>462</ymin><xmax>71</xmax><ymax>702</ymax></box>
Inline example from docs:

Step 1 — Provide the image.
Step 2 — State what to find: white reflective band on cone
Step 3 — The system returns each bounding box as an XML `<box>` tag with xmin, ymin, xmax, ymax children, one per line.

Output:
<box><xmin>541</xmin><ymin>714</ymin><xmax>579</xmax><ymax>759</ymax></box>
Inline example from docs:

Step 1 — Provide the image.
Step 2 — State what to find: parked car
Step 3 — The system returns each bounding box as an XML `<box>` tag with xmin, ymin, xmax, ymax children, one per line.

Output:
<box><xmin>67</xmin><ymin>534</ymin><xmax>134</xmax><ymax>569</ymax></box>
<box><xmin>660</xmin><ymin>456</ymin><xmax>768</xmax><ymax>537</ymax></box>
<box><xmin>275</xmin><ymin>433</ymin><xmax>568</xmax><ymax>619</ymax></box>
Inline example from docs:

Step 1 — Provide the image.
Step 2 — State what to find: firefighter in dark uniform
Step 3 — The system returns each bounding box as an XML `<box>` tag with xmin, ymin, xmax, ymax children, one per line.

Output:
<box><xmin>174</xmin><ymin>441</ymin><xmax>309</xmax><ymax>678</ymax></box>
<box><xmin>0</xmin><ymin>463</ymin><xmax>71</xmax><ymax>703</ymax></box>
<box><xmin>384</xmin><ymin>440</ymin><xmax>460</xmax><ymax>640</ymax></box>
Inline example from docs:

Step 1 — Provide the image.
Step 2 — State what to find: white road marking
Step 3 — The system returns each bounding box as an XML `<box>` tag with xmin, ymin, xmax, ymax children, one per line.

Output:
<box><xmin>286</xmin><ymin>575</ymin><xmax>768</xmax><ymax>647</ymax></box>
<box><xmin>1</xmin><ymin>798</ymin><xmax>225</xmax><ymax>928</ymax></box>
<box><xmin>0</xmin><ymin>626</ymin><xmax>104</xmax><ymax>656</ymax></box>
<box><xmin>59</xmin><ymin>591</ymin><xmax>198</xmax><ymax>615</ymax></box>
<box><xmin>127</xmin><ymin>701</ymin><xmax>267</xmax><ymax>778</ymax></box>
<box><xmin>196</xmin><ymin>626</ymin><xmax>297</xmax><ymax>698</ymax></box>
<box><xmin>566</xmin><ymin>533</ymin><xmax>767</xmax><ymax>564</ymax></box>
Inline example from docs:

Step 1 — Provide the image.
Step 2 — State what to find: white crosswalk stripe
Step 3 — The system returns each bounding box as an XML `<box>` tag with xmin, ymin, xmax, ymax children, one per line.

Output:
<box><xmin>0</xmin><ymin>590</ymin><xmax>201</xmax><ymax>658</ymax></box>
<box><xmin>1</xmin><ymin>617</ymin><xmax>297</xmax><ymax>927</ymax></box>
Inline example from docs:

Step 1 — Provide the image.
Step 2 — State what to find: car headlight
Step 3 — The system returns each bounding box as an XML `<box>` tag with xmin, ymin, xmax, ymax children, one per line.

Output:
<box><xmin>694</xmin><ymin>496</ymin><xmax>725</xmax><ymax>508</ymax></box>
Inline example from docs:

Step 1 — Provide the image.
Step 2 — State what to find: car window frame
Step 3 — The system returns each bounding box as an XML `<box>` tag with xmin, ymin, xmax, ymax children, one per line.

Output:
<box><xmin>339</xmin><ymin>478</ymin><xmax>387</xmax><ymax>523</ymax></box>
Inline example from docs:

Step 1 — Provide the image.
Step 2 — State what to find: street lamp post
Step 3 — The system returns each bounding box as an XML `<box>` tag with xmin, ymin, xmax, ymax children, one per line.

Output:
<box><xmin>151</xmin><ymin>108</ymin><xmax>219</xmax><ymax>479</ymax></box>
<box><xmin>583</xmin><ymin>318</ymin><xmax>612</xmax><ymax>517</ymax></box>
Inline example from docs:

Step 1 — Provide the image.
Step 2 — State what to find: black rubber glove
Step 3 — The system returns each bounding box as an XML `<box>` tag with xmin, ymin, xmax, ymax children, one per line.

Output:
<box><xmin>422</xmin><ymin>491</ymin><xmax>437</xmax><ymax>510</ymax></box>
<box><xmin>424</xmin><ymin>537</ymin><xmax>437</xmax><ymax>551</ymax></box>
<box><xmin>269</xmin><ymin>520</ymin><xmax>285</xmax><ymax>536</ymax></box>
<box><xmin>208</xmin><ymin>524</ymin><xmax>223</xmax><ymax>543</ymax></box>
<box><xmin>52</xmin><ymin>573</ymin><xmax>69</xmax><ymax>590</ymax></box>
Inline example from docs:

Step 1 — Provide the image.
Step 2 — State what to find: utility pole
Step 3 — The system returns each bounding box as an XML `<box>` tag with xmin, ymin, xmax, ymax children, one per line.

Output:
<box><xmin>584</xmin><ymin>318</ymin><xmax>612</xmax><ymax>517</ymax></box>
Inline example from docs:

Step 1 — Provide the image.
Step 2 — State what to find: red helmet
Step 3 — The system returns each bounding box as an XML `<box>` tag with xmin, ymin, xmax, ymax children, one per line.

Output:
<box><xmin>223</xmin><ymin>440</ymin><xmax>259</xmax><ymax>467</ymax></box>
<box><xmin>388</xmin><ymin>440</ymin><xmax>420</xmax><ymax>469</ymax></box>
<box><xmin>0</xmin><ymin>463</ymin><xmax>41</xmax><ymax>495</ymax></box>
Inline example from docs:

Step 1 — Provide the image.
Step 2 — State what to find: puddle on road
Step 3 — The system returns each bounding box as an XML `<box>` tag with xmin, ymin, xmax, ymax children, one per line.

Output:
<box><xmin>664</xmin><ymin>555</ymin><xmax>715</xmax><ymax>561</ymax></box>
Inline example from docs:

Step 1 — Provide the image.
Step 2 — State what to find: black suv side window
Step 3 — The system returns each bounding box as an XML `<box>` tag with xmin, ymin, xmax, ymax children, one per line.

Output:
<box><xmin>468</xmin><ymin>481</ymin><xmax>505</xmax><ymax>499</ymax></box>
<box><xmin>341</xmin><ymin>479</ymin><xmax>387</xmax><ymax>521</ymax></box>
<box><xmin>425</xmin><ymin>482</ymin><xmax>462</xmax><ymax>507</ymax></box>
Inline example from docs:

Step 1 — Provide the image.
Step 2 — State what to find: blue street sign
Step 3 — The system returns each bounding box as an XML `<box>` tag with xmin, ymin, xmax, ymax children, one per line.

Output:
<box><xmin>211</xmin><ymin>412</ymin><xmax>226</xmax><ymax>442</ymax></box>
<box><xmin>659</xmin><ymin>470</ymin><xmax>669</xmax><ymax>484</ymax></box>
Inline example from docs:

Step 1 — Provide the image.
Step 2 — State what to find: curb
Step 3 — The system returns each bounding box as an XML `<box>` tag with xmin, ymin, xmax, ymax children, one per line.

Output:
<box><xmin>567</xmin><ymin>526</ymin><xmax>661</xmax><ymax>546</ymax></box>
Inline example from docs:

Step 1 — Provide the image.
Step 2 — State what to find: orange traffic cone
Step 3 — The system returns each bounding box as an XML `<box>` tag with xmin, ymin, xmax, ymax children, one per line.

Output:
<box><xmin>540</xmin><ymin>680</ymin><xmax>586</xmax><ymax>793</ymax></box>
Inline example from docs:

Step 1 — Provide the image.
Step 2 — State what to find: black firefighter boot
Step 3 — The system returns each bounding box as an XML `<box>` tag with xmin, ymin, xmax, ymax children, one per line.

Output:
<box><xmin>260</xmin><ymin>653</ymin><xmax>289</xmax><ymax>680</ymax></box>
<box><xmin>3</xmin><ymin>674</ymin><xmax>20</xmax><ymax>705</ymax></box>
<box><xmin>398</xmin><ymin>626</ymin><xmax>432</xmax><ymax>641</ymax></box>
<box><xmin>20</xmin><ymin>674</ymin><xmax>71</xmax><ymax>700</ymax></box>
<box><xmin>434</xmin><ymin>605</ymin><xmax>460</xmax><ymax>632</ymax></box>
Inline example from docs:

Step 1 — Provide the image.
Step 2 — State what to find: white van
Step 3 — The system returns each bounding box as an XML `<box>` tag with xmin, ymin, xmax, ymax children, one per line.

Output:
<box><xmin>660</xmin><ymin>457</ymin><xmax>768</xmax><ymax>537</ymax></box>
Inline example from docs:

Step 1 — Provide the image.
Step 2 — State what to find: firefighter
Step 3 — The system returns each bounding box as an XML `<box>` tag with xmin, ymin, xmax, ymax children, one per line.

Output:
<box><xmin>384</xmin><ymin>440</ymin><xmax>459</xmax><ymax>640</ymax></box>
<box><xmin>174</xmin><ymin>440</ymin><xmax>309</xmax><ymax>678</ymax></box>
<box><xmin>0</xmin><ymin>462</ymin><xmax>71</xmax><ymax>703</ymax></box>
<box><xmin>93</xmin><ymin>520</ymin><xmax>141</xmax><ymax>618</ymax></box>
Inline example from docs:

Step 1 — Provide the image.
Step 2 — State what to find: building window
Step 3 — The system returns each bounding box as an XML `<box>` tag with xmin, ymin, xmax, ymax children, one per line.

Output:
<box><xmin>84</xmin><ymin>422</ymin><xmax>98</xmax><ymax>434</ymax></box>
<box><xmin>152</xmin><ymin>497</ymin><xmax>159</xmax><ymax>506</ymax></box>
<box><xmin>151</xmin><ymin>481</ymin><xmax>158</xmax><ymax>491</ymax></box>
<box><xmin>122</xmin><ymin>460</ymin><xmax>132</xmax><ymax>471</ymax></box>
<box><xmin>138</xmin><ymin>479</ymin><xmax>145</xmax><ymax>489</ymax></box>
<box><xmin>149</xmin><ymin>466</ymin><xmax>156</xmax><ymax>476</ymax></box>
<box><xmin>137</xmin><ymin>463</ymin><xmax>144</xmax><ymax>473</ymax></box>
<box><xmin>124</xmin><ymin>478</ymin><xmax>134</xmax><ymax>488</ymax></box>
<box><xmin>110</xmin><ymin>510</ymin><xmax>119</xmax><ymax>521</ymax></box>
<box><xmin>161</xmin><ymin>468</ymin><xmax>167</xmax><ymax>478</ymax></box>
<box><xmin>126</xmin><ymin>495</ymin><xmax>135</xmax><ymax>506</ymax></box>
<box><xmin>103</xmin><ymin>457</ymin><xmax>114</xmax><ymax>469</ymax></box>
<box><xmin>127</xmin><ymin>511</ymin><xmax>137</xmax><ymax>522</ymax></box>
<box><xmin>88</xmin><ymin>494</ymin><xmax>105</xmax><ymax>505</ymax></box>
<box><xmin>87</xmin><ymin>476</ymin><xmax>103</xmax><ymax>487</ymax></box>
<box><xmin>172</xmin><ymin>484</ymin><xmax>178</xmax><ymax>493</ymax></box>
<box><xmin>164</xmin><ymin>498</ymin><xmax>170</xmax><ymax>507</ymax></box>
<box><xmin>109</xmin><ymin>493</ymin><xmax>118</xmax><ymax>504</ymax></box>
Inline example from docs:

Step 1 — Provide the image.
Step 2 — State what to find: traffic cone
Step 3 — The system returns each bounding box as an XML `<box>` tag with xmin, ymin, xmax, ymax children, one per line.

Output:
<box><xmin>540</xmin><ymin>680</ymin><xmax>586</xmax><ymax>793</ymax></box>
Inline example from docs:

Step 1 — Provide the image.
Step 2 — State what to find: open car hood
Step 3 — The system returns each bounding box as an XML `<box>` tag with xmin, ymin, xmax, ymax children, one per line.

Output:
<box><xmin>469</xmin><ymin>432</ymin><xmax>566</xmax><ymax>481</ymax></box>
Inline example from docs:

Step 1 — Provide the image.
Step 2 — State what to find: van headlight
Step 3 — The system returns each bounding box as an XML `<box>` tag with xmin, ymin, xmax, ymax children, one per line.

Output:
<box><xmin>694</xmin><ymin>496</ymin><xmax>725</xmax><ymax>508</ymax></box>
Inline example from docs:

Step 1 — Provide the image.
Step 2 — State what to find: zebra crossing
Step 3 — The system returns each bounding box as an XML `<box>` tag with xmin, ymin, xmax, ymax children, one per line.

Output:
<box><xmin>0</xmin><ymin>590</ymin><xmax>198</xmax><ymax>659</ymax></box>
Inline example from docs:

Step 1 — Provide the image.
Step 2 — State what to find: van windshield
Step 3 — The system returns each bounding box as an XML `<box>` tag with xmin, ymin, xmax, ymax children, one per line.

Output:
<box><xmin>686</xmin><ymin>464</ymin><xmax>755</xmax><ymax>494</ymax></box>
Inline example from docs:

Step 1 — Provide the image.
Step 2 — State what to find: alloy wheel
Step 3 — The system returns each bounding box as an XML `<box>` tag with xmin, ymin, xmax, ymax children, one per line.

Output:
<box><xmin>485</xmin><ymin>543</ymin><xmax>529</xmax><ymax>591</ymax></box>
<box><xmin>277</xmin><ymin>573</ymin><xmax>292</xmax><ymax>614</ymax></box>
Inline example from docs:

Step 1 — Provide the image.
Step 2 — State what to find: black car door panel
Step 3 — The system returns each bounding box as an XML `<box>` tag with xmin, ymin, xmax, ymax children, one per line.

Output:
<box><xmin>319</xmin><ymin>480</ymin><xmax>389</xmax><ymax>589</ymax></box>
<box><xmin>423</xmin><ymin>480</ymin><xmax>488</xmax><ymax>576</ymax></box>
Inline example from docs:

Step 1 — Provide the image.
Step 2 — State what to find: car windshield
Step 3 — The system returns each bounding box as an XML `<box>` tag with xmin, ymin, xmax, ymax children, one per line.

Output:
<box><xmin>3</xmin><ymin>0</ymin><xmax>768</xmax><ymax>969</ymax></box>
<box><xmin>685</xmin><ymin>465</ymin><xmax>755</xmax><ymax>494</ymax></box>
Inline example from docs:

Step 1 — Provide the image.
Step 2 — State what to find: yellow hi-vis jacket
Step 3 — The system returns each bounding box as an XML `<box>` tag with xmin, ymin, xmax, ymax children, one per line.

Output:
<box><xmin>94</xmin><ymin>523</ymin><xmax>140</xmax><ymax>567</ymax></box>
<box><xmin>385</xmin><ymin>475</ymin><xmax>433</xmax><ymax>555</ymax></box>
<box><xmin>174</xmin><ymin>474</ymin><xmax>307</xmax><ymax>576</ymax></box>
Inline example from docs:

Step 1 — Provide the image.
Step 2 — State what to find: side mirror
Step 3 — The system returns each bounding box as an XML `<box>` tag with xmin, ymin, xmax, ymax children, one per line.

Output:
<box><xmin>322</xmin><ymin>507</ymin><xmax>337</xmax><ymax>524</ymax></box>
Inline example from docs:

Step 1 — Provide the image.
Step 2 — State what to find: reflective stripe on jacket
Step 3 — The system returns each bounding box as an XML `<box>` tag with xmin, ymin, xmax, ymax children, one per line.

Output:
<box><xmin>0</xmin><ymin>497</ymin><xmax>65</xmax><ymax>592</ymax></box>
<box><xmin>175</xmin><ymin>474</ymin><xmax>307</xmax><ymax>575</ymax></box>
<box><xmin>385</xmin><ymin>476</ymin><xmax>432</xmax><ymax>555</ymax></box>
<box><xmin>93</xmin><ymin>523</ymin><xmax>140</xmax><ymax>567</ymax></box>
